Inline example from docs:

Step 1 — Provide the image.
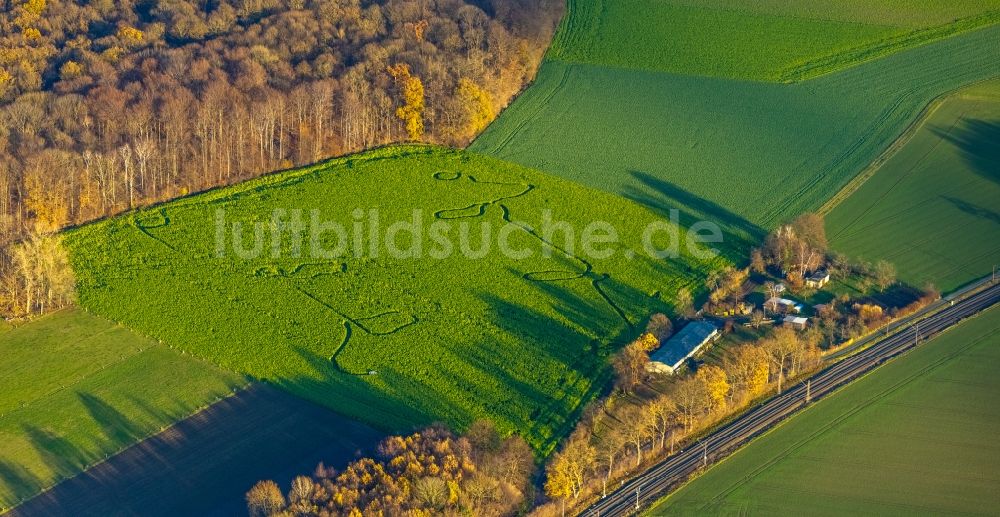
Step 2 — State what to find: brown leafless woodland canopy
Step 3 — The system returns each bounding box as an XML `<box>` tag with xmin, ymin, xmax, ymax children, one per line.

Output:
<box><xmin>0</xmin><ymin>0</ymin><xmax>563</xmax><ymax>318</ymax></box>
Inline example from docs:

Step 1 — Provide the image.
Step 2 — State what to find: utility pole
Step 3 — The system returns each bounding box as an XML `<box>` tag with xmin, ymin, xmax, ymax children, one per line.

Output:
<box><xmin>806</xmin><ymin>379</ymin><xmax>811</xmax><ymax>403</ymax></box>
<box><xmin>702</xmin><ymin>441</ymin><xmax>708</xmax><ymax>468</ymax></box>
<box><xmin>914</xmin><ymin>322</ymin><xmax>919</xmax><ymax>346</ymax></box>
<box><xmin>635</xmin><ymin>486</ymin><xmax>641</xmax><ymax>511</ymax></box>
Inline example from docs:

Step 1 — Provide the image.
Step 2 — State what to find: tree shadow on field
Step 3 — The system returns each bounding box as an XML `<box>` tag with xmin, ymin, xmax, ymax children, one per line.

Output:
<box><xmin>279</xmin><ymin>345</ymin><xmax>436</xmax><ymax>431</ymax></box>
<box><xmin>933</xmin><ymin>118</ymin><xmax>1000</xmax><ymax>185</ymax></box>
<box><xmin>476</xmin><ymin>291</ymin><xmax>613</xmax><ymax>453</ymax></box>
<box><xmin>623</xmin><ymin>171</ymin><xmax>765</xmax><ymax>262</ymax></box>
<box><xmin>9</xmin><ymin>384</ymin><xmax>384</xmax><ymax>517</ymax></box>
<box><xmin>941</xmin><ymin>196</ymin><xmax>1000</xmax><ymax>225</ymax></box>
<box><xmin>20</xmin><ymin>426</ymin><xmax>94</xmax><ymax>477</ymax></box>
<box><xmin>0</xmin><ymin>459</ymin><xmax>43</xmax><ymax>507</ymax></box>
<box><xmin>79</xmin><ymin>392</ymin><xmax>145</xmax><ymax>446</ymax></box>
<box><xmin>475</xmin><ymin>269</ymin><xmax>672</xmax><ymax>453</ymax></box>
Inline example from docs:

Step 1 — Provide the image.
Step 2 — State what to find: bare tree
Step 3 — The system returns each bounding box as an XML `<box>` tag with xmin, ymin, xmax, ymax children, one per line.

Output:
<box><xmin>246</xmin><ymin>480</ymin><xmax>285</xmax><ymax>517</ymax></box>
<box><xmin>673</xmin><ymin>375</ymin><xmax>710</xmax><ymax>430</ymax></box>
<box><xmin>762</xmin><ymin>327</ymin><xmax>800</xmax><ymax>394</ymax></box>
<box><xmin>646</xmin><ymin>393</ymin><xmax>677</xmax><ymax>451</ymax></box>
<box><xmin>874</xmin><ymin>260</ymin><xmax>897</xmax><ymax>292</ymax></box>
<box><xmin>118</xmin><ymin>145</ymin><xmax>134</xmax><ymax>208</ymax></box>
<box><xmin>619</xmin><ymin>404</ymin><xmax>655</xmax><ymax>467</ymax></box>
<box><xmin>133</xmin><ymin>139</ymin><xmax>155</xmax><ymax>196</ymax></box>
<box><xmin>595</xmin><ymin>426</ymin><xmax>627</xmax><ymax>498</ymax></box>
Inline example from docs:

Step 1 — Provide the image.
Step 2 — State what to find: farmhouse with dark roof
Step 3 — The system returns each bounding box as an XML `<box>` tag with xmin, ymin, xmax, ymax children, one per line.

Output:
<box><xmin>647</xmin><ymin>320</ymin><xmax>720</xmax><ymax>374</ymax></box>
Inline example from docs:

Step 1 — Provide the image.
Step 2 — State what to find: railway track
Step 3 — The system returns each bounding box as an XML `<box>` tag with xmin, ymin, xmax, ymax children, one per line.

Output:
<box><xmin>582</xmin><ymin>280</ymin><xmax>1000</xmax><ymax>516</ymax></box>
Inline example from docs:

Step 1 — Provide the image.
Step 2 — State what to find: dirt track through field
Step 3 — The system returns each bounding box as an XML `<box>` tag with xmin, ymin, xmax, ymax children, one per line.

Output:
<box><xmin>7</xmin><ymin>384</ymin><xmax>382</xmax><ymax>517</ymax></box>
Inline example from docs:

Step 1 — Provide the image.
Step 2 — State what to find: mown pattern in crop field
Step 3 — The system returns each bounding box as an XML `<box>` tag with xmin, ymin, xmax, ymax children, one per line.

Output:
<box><xmin>66</xmin><ymin>146</ymin><xmax>728</xmax><ymax>454</ymax></box>
<box><xmin>648</xmin><ymin>305</ymin><xmax>1000</xmax><ymax>515</ymax></box>
<box><xmin>0</xmin><ymin>309</ymin><xmax>246</xmax><ymax>510</ymax></box>
<box><xmin>827</xmin><ymin>80</ymin><xmax>1000</xmax><ymax>292</ymax></box>
<box><xmin>548</xmin><ymin>0</ymin><xmax>1000</xmax><ymax>81</ymax></box>
<box><xmin>473</xmin><ymin>15</ymin><xmax>1000</xmax><ymax>233</ymax></box>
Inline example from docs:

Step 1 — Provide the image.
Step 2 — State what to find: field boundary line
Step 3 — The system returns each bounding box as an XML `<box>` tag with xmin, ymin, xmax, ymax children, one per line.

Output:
<box><xmin>650</xmin><ymin>304</ymin><xmax>1000</xmax><ymax>516</ymax></box>
<box><xmin>779</xmin><ymin>12</ymin><xmax>1000</xmax><ymax>83</ymax></box>
<box><xmin>819</xmin><ymin>76</ymin><xmax>1000</xmax><ymax>218</ymax></box>
<box><xmin>0</xmin><ymin>384</ymin><xmax>251</xmax><ymax>513</ymax></box>
<box><xmin>0</xmin><ymin>327</ymin><xmax>146</xmax><ymax>421</ymax></box>
<box><xmin>694</xmin><ymin>316</ymin><xmax>998</xmax><ymax>511</ymax></box>
<box><xmin>818</xmin><ymin>92</ymin><xmax>946</xmax><ymax>217</ymax></box>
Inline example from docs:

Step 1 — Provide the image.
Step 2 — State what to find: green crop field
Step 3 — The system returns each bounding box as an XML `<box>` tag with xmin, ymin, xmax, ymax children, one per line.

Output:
<box><xmin>65</xmin><ymin>146</ymin><xmax>728</xmax><ymax>454</ymax></box>
<box><xmin>647</xmin><ymin>305</ymin><xmax>1000</xmax><ymax>516</ymax></box>
<box><xmin>550</xmin><ymin>0</ymin><xmax>1000</xmax><ymax>81</ymax></box>
<box><xmin>0</xmin><ymin>309</ymin><xmax>246</xmax><ymax>510</ymax></box>
<box><xmin>473</xmin><ymin>3</ymin><xmax>1000</xmax><ymax>238</ymax></box>
<box><xmin>827</xmin><ymin>80</ymin><xmax>1000</xmax><ymax>293</ymax></box>
<box><xmin>669</xmin><ymin>0</ymin><xmax>1000</xmax><ymax>27</ymax></box>
<box><xmin>549</xmin><ymin>0</ymin><xmax>897</xmax><ymax>79</ymax></box>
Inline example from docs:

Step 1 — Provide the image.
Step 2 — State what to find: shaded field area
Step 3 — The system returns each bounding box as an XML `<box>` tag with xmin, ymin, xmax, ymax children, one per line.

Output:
<box><xmin>0</xmin><ymin>309</ymin><xmax>246</xmax><ymax>510</ymax></box>
<box><xmin>8</xmin><ymin>384</ymin><xmax>381</xmax><ymax>517</ymax></box>
<box><xmin>648</xmin><ymin>305</ymin><xmax>1000</xmax><ymax>515</ymax></box>
<box><xmin>549</xmin><ymin>0</ymin><xmax>1000</xmax><ymax>81</ymax></box>
<box><xmin>65</xmin><ymin>145</ymin><xmax>728</xmax><ymax>454</ymax></box>
<box><xmin>827</xmin><ymin>80</ymin><xmax>1000</xmax><ymax>293</ymax></box>
<box><xmin>472</xmin><ymin>3</ymin><xmax>1000</xmax><ymax>233</ymax></box>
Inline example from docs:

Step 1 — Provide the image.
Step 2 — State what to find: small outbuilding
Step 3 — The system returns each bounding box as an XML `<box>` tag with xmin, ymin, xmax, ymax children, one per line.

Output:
<box><xmin>647</xmin><ymin>320</ymin><xmax>720</xmax><ymax>374</ymax></box>
<box><xmin>805</xmin><ymin>270</ymin><xmax>831</xmax><ymax>289</ymax></box>
<box><xmin>783</xmin><ymin>315</ymin><xmax>809</xmax><ymax>330</ymax></box>
<box><xmin>765</xmin><ymin>297</ymin><xmax>803</xmax><ymax>314</ymax></box>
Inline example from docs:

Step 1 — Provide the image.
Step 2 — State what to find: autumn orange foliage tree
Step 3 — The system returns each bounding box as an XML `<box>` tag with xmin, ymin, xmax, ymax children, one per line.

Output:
<box><xmin>249</xmin><ymin>421</ymin><xmax>534</xmax><ymax>516</ymax></box>
<box><xmin>388</xmin><ymin>63</ymin><xmax>426</xmax><ymax>141</ymax></box>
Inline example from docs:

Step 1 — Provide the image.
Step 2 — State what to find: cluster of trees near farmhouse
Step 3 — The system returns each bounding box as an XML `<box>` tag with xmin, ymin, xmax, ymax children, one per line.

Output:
<box><xmin>536</xmin><ymin>318</ymin><xmax>821</xmax><ymax>516</ymax></box>
<box><xmin>0</xmin><ymin>0</ymin><xmax>562</xmax><ymax>319</ymax></box>
<box><xmin>708</xmin><ymin>214</ymin><xmax>934</xmax><ymax>348</ymax></box>
<box><xmin>535</xmin><ymin>215</ymin><xmax>937</xmax><ymax>516</ymax></box>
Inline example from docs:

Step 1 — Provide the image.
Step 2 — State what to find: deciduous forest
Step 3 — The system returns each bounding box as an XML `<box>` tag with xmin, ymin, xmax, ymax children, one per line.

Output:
<box><xmin>0</xmin><ymin>0</ymin><xmax>562</xmax><ymax>318</ymax></box>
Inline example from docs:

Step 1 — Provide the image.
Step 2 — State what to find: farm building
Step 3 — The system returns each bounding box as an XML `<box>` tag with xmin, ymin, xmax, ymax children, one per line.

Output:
<box><xmin>805</xmin><ymin>270</ymin><xmax>831</xmax><ymax>288</ymax></box>
<box><xmin>647</xmin><ymin>320</ymin><xmax>720</xmax><ymax>374</ymax></box>
<box><xmin>765</xmin><ymin>297</ymin><xmax>803</xmax><ymax>314</ymax></box>
<box><xmin>783</xmin><ymin>315</ymin><xmax>809</xmax><ymax>330</ymax></box>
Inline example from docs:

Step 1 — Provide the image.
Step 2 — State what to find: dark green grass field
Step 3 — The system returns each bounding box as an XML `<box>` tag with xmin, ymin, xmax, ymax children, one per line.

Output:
<box><xmin>0</xmin><ymin>309</ymin><xmax>246</xmax><ymax>510</ymax></box>
<box><xmin>827</xmin><ymin>80</ymin><xmax>1000</xmax><ymax>293</ymax></box>
<box><xmin>472</xmin><ymin>2</ymin><xmax>1000</xmax><ymax>234</ymax></box>
<box><xmin>648</xmin><ymin>305</ymin><xmax>1000</xmax><ymax>516</ymax></box>
<box><xmin>65</xmin><ymin>146</ymin><xmax>728</xmax><ymax>454</ymax></box>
